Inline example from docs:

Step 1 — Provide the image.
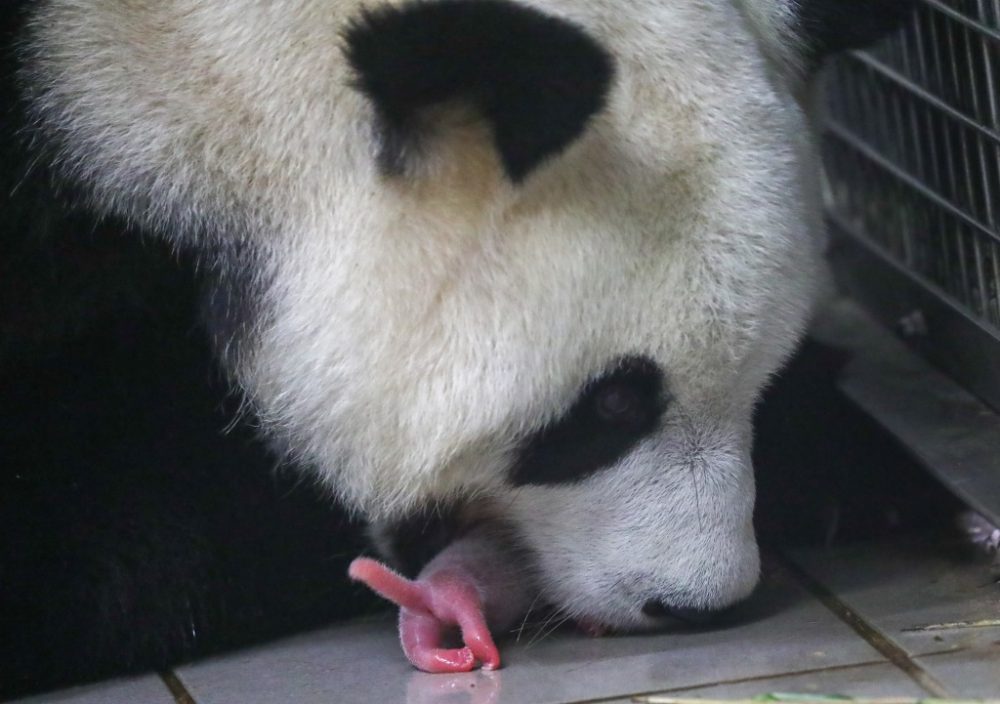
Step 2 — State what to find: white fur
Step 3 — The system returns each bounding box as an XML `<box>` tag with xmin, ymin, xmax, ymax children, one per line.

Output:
<box><xmin>23</xmin><ymin>0</ymin><xmax>825</xmax><ymax>625</ymax></box>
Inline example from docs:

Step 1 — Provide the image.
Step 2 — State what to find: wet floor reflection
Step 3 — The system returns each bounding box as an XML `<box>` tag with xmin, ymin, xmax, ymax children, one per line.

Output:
<box><xmin>406</xmin><ymin>670</ymin><xmax>502</xmax><ymax>704</ymax></box>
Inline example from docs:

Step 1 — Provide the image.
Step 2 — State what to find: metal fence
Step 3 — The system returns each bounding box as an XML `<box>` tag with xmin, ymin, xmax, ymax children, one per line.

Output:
<box><xmin>823</xmin><ymin>0</ymin><xmax>1000</xmax><ymax>411</ymax></box>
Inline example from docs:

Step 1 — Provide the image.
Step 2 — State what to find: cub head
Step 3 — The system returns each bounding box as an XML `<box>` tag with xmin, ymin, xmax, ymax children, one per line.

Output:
<box><xmin>22</xmin><ymin>0</ymin><xmax>911</xmax><ymax>630</ymax></box>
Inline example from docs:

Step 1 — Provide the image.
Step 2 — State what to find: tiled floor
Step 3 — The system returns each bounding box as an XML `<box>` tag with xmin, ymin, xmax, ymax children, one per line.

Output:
<box><xmin>13</xmin><ymin>677</ymin><xmax>176</xmax><ymax>704</ymax></box>
<box><xmin>14</xmin><ymin>540</ymin><xmax>999</xmax><ymax>704</ymax></box>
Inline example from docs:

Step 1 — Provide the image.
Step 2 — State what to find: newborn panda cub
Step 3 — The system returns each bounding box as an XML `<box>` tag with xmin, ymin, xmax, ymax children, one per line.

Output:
<box><xmin>21</xmin><ymin>0</ymin><xmax>912</xmax><ymax>674</ymax></box>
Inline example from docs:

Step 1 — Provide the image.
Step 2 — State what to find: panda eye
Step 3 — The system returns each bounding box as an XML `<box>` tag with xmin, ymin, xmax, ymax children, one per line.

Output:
<box><xmin>594</xmin><ymin>382</ymin><xmax>641</xmax><ymax>423</ymax></box>
<box><xmin>511</xmin><ymin>355</ymin><xmax>668</xmax><ymax>486</ymax></box>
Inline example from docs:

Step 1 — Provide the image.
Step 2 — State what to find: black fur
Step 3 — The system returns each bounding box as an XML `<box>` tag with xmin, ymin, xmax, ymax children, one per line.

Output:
<box><xmin>1</xmin><ymin>6</ymin><xmax>378</xmax><ymax>696</ymax></box>
<box><xmin>384</xmin><ymin>505</ymin><xmax>463</xmax><ymax>578</ymax></box>
<box><xmin>512</xmin><ymin>356</ymin><xmax>667</xmax><ymax>486</ymax></box>
<box><xmin>796</xmin><ymin>0</ymin><xmax>915</xmax><ymax>64</ymax></box>
<box><xmin>200</xmin><ymin>241</ymin><xmax>270</xmax><ymax>372</ymax></box>
<box><xmin>342</xmin><ymin>0</ymin><xmax>614</xmax><ymax>182</ymax></box>
<box><xmin>0</xmin><ymin>306</ymin><xmax>380</xmax><ymax>699</ymax></box>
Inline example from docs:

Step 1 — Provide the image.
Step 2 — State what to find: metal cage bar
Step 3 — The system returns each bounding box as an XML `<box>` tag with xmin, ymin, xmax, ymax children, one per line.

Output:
<box><xmin>823</xmin><ymin>0</ymin><xmax>1000</xmax><ymax>411</ymax></box>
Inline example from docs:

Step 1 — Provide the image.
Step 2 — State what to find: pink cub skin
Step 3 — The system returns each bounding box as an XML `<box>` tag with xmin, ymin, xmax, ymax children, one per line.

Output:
<box><xmin>349</xmin><ymin>529</ymin><xmax>534</xmax><ymax>673</ymax></box>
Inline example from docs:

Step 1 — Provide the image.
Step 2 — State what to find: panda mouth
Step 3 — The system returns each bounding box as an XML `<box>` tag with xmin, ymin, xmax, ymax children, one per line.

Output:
<box><xmin>363</xmin><ymin>499</ymin><xmax>736</xmax><ymax>672</ymax></box>
<box><xmin>352</xmin><ymin>516</ymin><xmax>745</xmax><ymax>675</ymax></box>
<box><xmin>574</xmin><ymin>617</ymin><xmax>610</xmax><ymax>638</ymax></box>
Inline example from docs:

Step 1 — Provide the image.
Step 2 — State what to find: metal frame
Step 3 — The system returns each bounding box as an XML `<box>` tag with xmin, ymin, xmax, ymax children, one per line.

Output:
<box><xmin>823</xmin><ymin>0</ymin><xmax>1000</xmax><ymax>412</ymax></box>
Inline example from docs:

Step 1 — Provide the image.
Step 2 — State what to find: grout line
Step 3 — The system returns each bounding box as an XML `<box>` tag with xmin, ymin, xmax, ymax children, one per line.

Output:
<box><xmin>918</xmin><ymin>646</ymin><xmax>972</xmax><ymax>659</ymax></box>
<box><xmin>776</xmin><ymin>554</ymin><xmax>952</xmax><ymax>699</ymax></box>
<box><xmin>562</xmin><ymin>660</ymin><xmax>892</xmax><ymax>704</ymax></box>
<box><xmin>159</xmin><ymin>671</ymin><xmax>197</xmax><ymax>704</ymax></box>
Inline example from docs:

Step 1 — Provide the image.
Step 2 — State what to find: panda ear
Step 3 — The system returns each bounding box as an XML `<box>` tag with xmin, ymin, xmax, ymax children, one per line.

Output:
<box><xmin>796</xmin><ymin>0</ymin><xmax>916</xmax><ymax>63</ymax></box>
<box><xmin>342</xmin><ymin>0</ymin><xmax>614</xmax><ymax>183</ymax></box>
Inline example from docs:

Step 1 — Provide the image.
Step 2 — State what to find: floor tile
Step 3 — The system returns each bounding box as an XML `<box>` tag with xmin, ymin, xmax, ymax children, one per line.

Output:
<box><xmin>176</xmin><ymin>615</ymin><xmax>411</xmax><ymax>703</ymax></box>
<box><xmin>606</xmin><ymin>662</ymin><xmax>925</xmax><ymax>704</ymax></box>
<box><xmin>916</xmin><ymin>647</ymin><xmax>1000</xmax><ymax>699</ymax></box>
<box><xmin>9</xmin><ymin>676</ymin><xmax>174</xmax><ymax>704</ymax></box>
<box><xmin>176</xmin><ymin>563</ymin><xmax>886</xmax><ymax>704</ymax></box>
<box><xmin>789</xmin><ymin>540</ymin><xmax>1000</xmax><ymax>655</ymax></box>
<box><xmin>788</xmin><ymin>540</ymin><xmax>1000</xmax><ymax>696</ymax></box>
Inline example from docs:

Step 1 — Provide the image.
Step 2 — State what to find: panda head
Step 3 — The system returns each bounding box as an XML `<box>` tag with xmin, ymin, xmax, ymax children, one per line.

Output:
<box><xmin>23</xmin><ymin>0</ymin><xmax>912</xmax><ymax>631</ymax></box>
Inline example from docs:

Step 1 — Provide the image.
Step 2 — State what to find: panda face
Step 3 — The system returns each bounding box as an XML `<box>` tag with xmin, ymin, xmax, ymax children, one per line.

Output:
<box><xmin>504</xmin><ymin>355</ymin><xmax>761</xmax><ymax>627</ymax></box>
<box><xmin>240</xmin><ymin>0</ymin><xmax>822</xmax><ymax>625</ymax></box>
<box><xmin>23</xmin><ymin>0</ymin><xmax>835</xmax><ymax>627</ymax></box>
<box><xmin>508</xmin><ymin>424</ymin><xmax>761</xmax><ymax>629</ymax></box>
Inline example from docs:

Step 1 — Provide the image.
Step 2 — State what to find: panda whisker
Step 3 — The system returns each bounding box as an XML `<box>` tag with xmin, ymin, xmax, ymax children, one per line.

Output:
<box><xmin>523</xmin><ymin>610</ymin><xmax>559</xmax><ymax>648</ymax></box>
<box><xmin>524</xmin><ymin>610</ymin><xmax>557</xmax><ymax>648</ymax></box>
<box><xmin>534</xmin><ymin>613</ymin><xmax>573</xmax><ymax>647</ymax></box>
<box><xmin>524</xmin><ymin>607</ymin><xmax>572</xmax><ymax>649</ymax></box>
<box><xmin>513</xmin><ymin>591</ymin><xmax>545</xmax><ymax>644</ymax></box>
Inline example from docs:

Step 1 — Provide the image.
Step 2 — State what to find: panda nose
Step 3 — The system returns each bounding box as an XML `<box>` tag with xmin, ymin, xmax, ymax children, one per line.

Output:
<box><xmin>641</xmin><ymin>600</ymin><xmax>723</xmax><ymax>625</ymax></box>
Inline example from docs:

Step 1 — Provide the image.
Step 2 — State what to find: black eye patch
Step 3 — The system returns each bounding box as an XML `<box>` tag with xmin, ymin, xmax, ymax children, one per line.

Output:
<box><xmin>511</xmin><ymin>356</ymin><xmax>668</xmax><ymax>486</ymax></box>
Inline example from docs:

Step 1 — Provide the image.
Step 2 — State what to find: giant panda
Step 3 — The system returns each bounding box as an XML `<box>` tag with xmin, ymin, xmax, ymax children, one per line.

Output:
<box><xmin>1</xmin><ymin>0</ymin><xmax>915</xmax><ymax>692</ymax></box>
